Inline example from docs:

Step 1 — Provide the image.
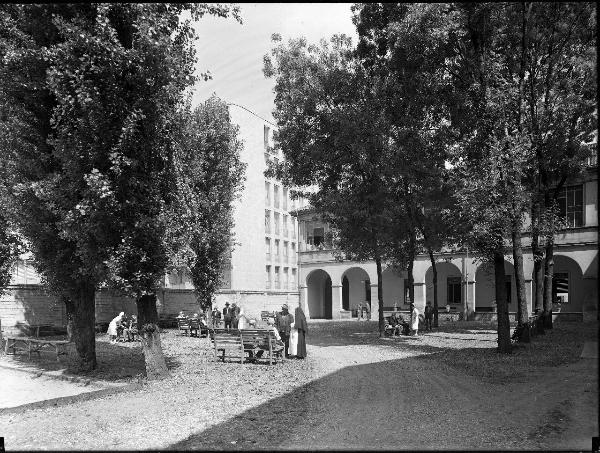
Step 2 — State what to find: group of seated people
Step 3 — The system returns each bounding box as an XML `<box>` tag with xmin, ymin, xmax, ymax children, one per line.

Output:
<box><xmin>385</xmin><ymin>311</ymin><xmax>411</xmax><ymax>336</ymax></box>
<box><xmin>107</xmin><ymin>312</ymin><xmax>139</xmax><ymax>343</ymax></box>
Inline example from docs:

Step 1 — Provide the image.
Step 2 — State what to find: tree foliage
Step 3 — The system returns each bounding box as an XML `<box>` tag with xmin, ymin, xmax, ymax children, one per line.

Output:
<box><xmin>176</xmin><ymin>96</ymin><xmax>246</xmax><ymax>310</ymax></box>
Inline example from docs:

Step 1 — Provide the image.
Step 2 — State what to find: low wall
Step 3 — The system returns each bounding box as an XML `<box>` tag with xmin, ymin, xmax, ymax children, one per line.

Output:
<box><xmin>0</xmin><ymin>285</ymin><xmax>301</xmax><ymax>335</ymax></box>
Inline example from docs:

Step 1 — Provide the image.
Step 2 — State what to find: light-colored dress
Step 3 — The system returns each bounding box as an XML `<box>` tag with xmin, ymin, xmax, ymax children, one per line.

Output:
<box><xmin>107</xmin><ymin>315</ymin><xmax>122</xmax><ymax>336</ymax></box>
<box><xmin>288</xmin><ymin>322</ymin><xmax>298</xmax><ymax>356</ymax></box>
<box><xmin>411</xmin><ymin>308</ymin><xmax>419</xmax><ymax>331</ymax></box>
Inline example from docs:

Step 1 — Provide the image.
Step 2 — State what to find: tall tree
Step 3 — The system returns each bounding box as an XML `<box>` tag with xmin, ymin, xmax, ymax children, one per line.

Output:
<box><xmin>175</xmin><ymin>96</ymin><xmax>246</xmax><ymax>312</ymax></box>
<box><xmin>520</xmin><ymin>2</ymin><xmax>596</xmax><ymax>329</ymax></box>
<box><xmin>264</xmin><ymin>34</ymin><xmax>403</xmax><ymax>336</ymax></box>
<box><xmin>0</xmin><ymin>3</ymin><xmax>241</xmax><ymax>372</ymax></box>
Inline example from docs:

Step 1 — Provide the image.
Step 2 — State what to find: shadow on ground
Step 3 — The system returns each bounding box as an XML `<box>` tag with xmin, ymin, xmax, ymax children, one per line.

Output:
<box><xmin>0</xmin><ymin>330</ymin><xmax>189</xmax><ymax>383</ymax></box>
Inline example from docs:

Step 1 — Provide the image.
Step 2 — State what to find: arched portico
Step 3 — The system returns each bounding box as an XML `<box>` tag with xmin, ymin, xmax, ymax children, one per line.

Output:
<box><xmin>475</xmin><ymin>260</ymin><xmax>516</xmax><ymax>311</ymax></box>
<box><xmin>306</xmin><ymin>269</ymin><xmax>332</xmax><ymax>319</ymax></box>
<box><xmin>425</xmin><ymin>262</ymin><xmax>463</xmax><ymax>310</ymax></box>
<box><xmin>553</xmin><ymin>255</ymin><xmax>584</xmax><ymax>311</ymax></box>
<box><xmin>341</xmin><ymin>267</ymin><xmax>371</xmax><ymax>317</ymax></box>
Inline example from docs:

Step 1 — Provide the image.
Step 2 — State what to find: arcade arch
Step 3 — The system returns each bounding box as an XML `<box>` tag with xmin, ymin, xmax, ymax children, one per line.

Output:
<box><xmin>341</xmin><ymin>267</ymin><xmax>371</xmax><ymax>315</ymax></box>
<box><xmin>425</xmin><ymin>262</ymin><xmax>462</xmax><ymax>309</ymax></box>
<box><xmin>553</xmin><ymin>255</ymin><xmax>584</xmax><ymax>311</ymax></box>
<box><xmin>306</xmin><ymin>269</ymin><xmax>332</xmax><ymax>319</ymax></box>
<box><xmin>475</xmin><ymin>260</ymin><xmax>516</xmax><ymax>311</ymax></box>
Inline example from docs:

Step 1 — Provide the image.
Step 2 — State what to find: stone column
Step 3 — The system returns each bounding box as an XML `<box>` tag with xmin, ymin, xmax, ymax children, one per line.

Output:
<box><xmin>299</xmin><ymin>285</ymin><xmax>309</xmax><ymax>319</ymax></box>
<box><xmin>331</xmin><ymin>284</ymin><xmax>343</xmax><ymax>320</ymax></box>
<box><xmin>525</xmin><ymin>279</ymin><xmax>533</xmax><ymax>316</ymax></box>
<box><xmin>370</xmin><ymin>284</ymin><xmax>379</xmax><ymax>320</ymax></box>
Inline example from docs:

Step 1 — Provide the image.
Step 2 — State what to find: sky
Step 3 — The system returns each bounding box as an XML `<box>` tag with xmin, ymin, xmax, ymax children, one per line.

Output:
<box><xmin>191</xmin><ymin>3</ymin><xmax>358</xmax><ymax>122</ymax></box>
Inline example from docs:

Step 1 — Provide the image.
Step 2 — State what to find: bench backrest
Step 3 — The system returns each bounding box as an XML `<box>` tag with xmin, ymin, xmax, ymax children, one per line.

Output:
<box><xmin>239</xmin><ymin>329</ymin><xmax>271</xmax><ymax>344</ymax></box>
<box><xmin>211</xmin><ymin>330</ymin><xmax>243</xmax><ymax>349</ymax></box>
<box><xmin>177</xmin><ymin>318</ymin><xmax>190</xmax><ymax>329</ymax></box>
<box><xmin>260</xmin><ymin>311</ymin><xmax>275</xmax><ymax>321</ymax></box>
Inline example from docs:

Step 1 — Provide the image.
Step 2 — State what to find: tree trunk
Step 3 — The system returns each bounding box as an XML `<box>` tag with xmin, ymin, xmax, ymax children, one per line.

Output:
<box><xmin>376</xmin><ymin>257</ymin><xmax>384</xmax><ymax>337</ymax></box>
<box><xmin>494</xmin><ymin>250</ymin><xmax>512</xmax><ymax>353</ymax></box>
<box><xmin>428</xmin><ymin>248</ymin><xmax>439</xmax><ymax>328</ymax></box>
<box><xmin>63</xmin><ymin>296</ymin><xmax>75</xmax><ymax>342</ymax></box>
<box><xmin>70</xmin><ymin>282</ymin><xmax>97</xmax><ymax>371</ymax></box>
<box><xmin>406</xmin><ymin>228</ymin><xmax>416</xmax><ymax>305</ymax></box>
<box><xmin>137</xmin><ymin>293</ymin><xmax>169</xmax><ymax>380</ymax></box>
<box><xmin>530</xmin><ymin>197</ymin><xmax>546</xmax><ymax>334</ymax></box>
<box><xmin>512</xmin><ymin>221</ymin><xmax>530</xmax><ymax>342</ymax></box>
<box><xmin>543</xmin><ymin>235</ymin><xmax>554</xmax><ymax>329</ymax></box>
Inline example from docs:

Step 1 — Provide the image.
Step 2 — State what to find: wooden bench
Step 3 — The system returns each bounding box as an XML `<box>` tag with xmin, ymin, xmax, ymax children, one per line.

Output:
<box><xmin>239</xmin><ymin>328</ymin><xmax>284</xmax><ymax>365</ymax></box>
<box><xmin>4</xmin><ymin>336</ymin><xmax>71</xmax><ymax>361</ymax></box>
<box><xmin>210</xmin><ymin>329</ymin><xmax>244</xmax><ymax>364</ymax></box>
<box><xmin>189</xmin><ymin>318</ymin><xmax>209</xmax><ymax>338</ymax></box>
<box><xmin>177</xmin><ymin>318</ymin><xmax>190</xmax><ymax>336</ymax></box>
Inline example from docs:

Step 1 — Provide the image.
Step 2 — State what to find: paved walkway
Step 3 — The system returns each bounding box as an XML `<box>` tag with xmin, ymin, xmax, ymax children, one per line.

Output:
<box><xmin>0</xmin><ymin>367</ymin><xmax>104</xmax><ymax>410</ymax></box>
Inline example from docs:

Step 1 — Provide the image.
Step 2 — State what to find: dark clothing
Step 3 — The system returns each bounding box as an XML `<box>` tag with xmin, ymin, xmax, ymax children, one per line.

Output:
<box><xmin>231</xmin><ymin>305</ymin><xmax>240</xmax><ymax>329</ymax></box>
<box><xmin>424</xmin><ymin>306</ymin><xmax>433</xmax><ymax>319</ymax></box>
<box><xmin>295</xmin><ymin>307</ymin><xmax>308</xmax><ymax>359</ymax></box>
<box><xmin>276</xmin><ymin>311</ymin><xmax>294</xmax><ymax>356</ymax></box>
<box><xmin>275</xmin><ymin>311</ymin><xmax>294</xmax><ymax>336</ymax></box>
<box><xmin>223</xmin><ymin>306</ymin><xmax>233</xmax><ymax>329</ymax></box>
<box><xmin>424</xmin><ymin>306</ymin><xmax>433</xmax><ymax>331</ymax></box>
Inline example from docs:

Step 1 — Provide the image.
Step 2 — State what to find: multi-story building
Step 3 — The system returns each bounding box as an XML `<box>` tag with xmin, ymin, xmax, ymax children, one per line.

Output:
<box><xmin>293</xmin><ymin>159</ymin><xmax>598</xmax><ymax>321</ymax></box>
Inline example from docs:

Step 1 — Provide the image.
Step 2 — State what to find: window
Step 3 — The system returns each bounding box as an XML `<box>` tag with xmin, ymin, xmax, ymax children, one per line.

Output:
<box><xmin>264</xmin><ymin>153</ymin><xmax>270</xmax><ymax>166</ymax></box>
<box><xmin>283</xmin><ymin>241</ymin><xmax>288</xmax><ymax>261</ymax></box>
<box><xmin>265</xmin><ymin>265</ymin><xmax>271</xmax><ymax>289</ymax></box>
<box><xmin>265</xmin><ymin>210</ymin><xmax>271</xmax><ymax>234</ymax></box>
<box><xmin>291</xmin><ymin>269</ymin><xmax>297</xmax><ymax>289</ymax></box>
<box><xmin>264</xmin><ymin>125</ymin><xmax>270</xmax><ymax>152</ymax></box>
<box><xmin>274</xmin><ymin>185</ymin><xmax>280</xmax><ymax>209</ymax></box>
<box><xmin>553</xmin><ymin>272</ymin><xmax>569</xmax><ymax>304</ymax></box>
<box><xmin>586</xmin><ymin>144</ymin><xmax>597</xmax><ymax>167</ymax></box>
<box><xmin>291</xmin><ymin>243</ymin><xmax>296</xmax><ymax>263</ymax></box>
<box><xmin>265</xmin><ymin>238</ymin><xmax>271</xmax><ymax>259</ymax></box>
<box><xmin>265</xmin><ymin>182</ymin><xmax>271</xmax><ymax>206</ymax></box>
<box><xmin>274</xmin><ymin>239</ymin><xmax>280</xmax><ymax>257</ymax></box>
<box><xmin>283</xmin><ymin>267</ymin><xmax>289</xmax><ymax>289</ymax></box>
<box><xmin>283</xmin><ymin>215</ymin><xmax>289</xmax><ymax>237</ymax></box>
<box><xmin>291</xmin><ymin>218</ymin><xmax>296</xmax><ymax>239</ymax></box>
<box><xmin>283</xmin><ymin>188</ymin><xmax>288</xmax><ymax>211</ymax></box>
<box><xmin>505</xmin><ymin>276</ymin><xmax>512</xmax><ymax>305</ymax></box>
<box><xmin>447</xmin><ymin>277</ymin><xmax>462</xmax><ymax>305</ymax></box>
<box><xmin>313</xmin><ymin>227</ymin><xmax>324</xmax><ymax>247</ymax></box>
<box><xmin>557</xmin><ymin>185</ymin><xmax>584</xmax><ymax>228</ymax></box>
<box><xmin>274</xmin><ymin>266</ymin><xmax>280</xmax><ymax>289</ymax></box>
<box><xmin>274</xmin><ymin>213</ymin><xmax>280</xmax><ymax>235</ymax></box>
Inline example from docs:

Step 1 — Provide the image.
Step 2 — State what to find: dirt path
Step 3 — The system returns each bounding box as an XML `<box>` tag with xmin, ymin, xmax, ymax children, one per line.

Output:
<box><xmin>1</xmin><ymin>324</ymin><xmax>597</xmax><ymax>450</ymax></box>
<box><xmin>276</xmin><ymin>344</ymin><xmax>598</xmax><ymax>450</ymax></box>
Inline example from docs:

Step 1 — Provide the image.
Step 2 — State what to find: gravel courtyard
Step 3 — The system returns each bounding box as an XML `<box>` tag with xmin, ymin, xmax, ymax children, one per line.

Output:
<box><xmin>0</xmin><ymin>319</ymin><xmax>597</xmax><ymax>450</ymax></box>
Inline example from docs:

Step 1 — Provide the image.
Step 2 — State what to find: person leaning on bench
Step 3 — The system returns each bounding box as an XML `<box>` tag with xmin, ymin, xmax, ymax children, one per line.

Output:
<box><xmin>223</xmin><ymin>302</ymin><xmax>233</xmax><ymax>330</ymax></box>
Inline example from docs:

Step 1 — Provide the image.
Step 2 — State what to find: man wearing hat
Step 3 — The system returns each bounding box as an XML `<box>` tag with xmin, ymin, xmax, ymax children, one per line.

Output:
<box><xmin>223</xmin><ymin>302</ymin><xmax>233</xmax><ymax>330</ymax></box>
<box><xmin>275</xmin><ymin>304</ymin><xmax>294</xmax><ymax>358</ymax></box>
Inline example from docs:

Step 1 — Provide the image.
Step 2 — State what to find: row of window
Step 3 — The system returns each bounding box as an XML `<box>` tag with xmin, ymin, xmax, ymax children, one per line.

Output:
<box><xmin>265</xmin><ymin>265</ymin><xmax>297</xmax><ymax>290</ymax></box>
<box><xmin>265</xmin><ymin>210</ymin><xmax>296</xmax><ymax>238</ymax></box>
<box><xmin>444</xmin><ymin>273</ymin><xmax>570</xmax><ymax>305</ymax></box>
<box><xmin>265</xmin><ymin>181</ymin><xmax>300</xmax><ymax>211</ymax></box>
<box><xmin>265</xmin><ymin>238</ymin><xmax>296</xmax><ymax>262</ymax></box>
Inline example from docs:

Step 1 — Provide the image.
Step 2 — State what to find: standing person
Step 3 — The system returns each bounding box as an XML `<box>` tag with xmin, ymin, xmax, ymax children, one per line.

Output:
<box><xmin>356</xmin><ymin>302</ymin><xmax>363</xmax><ymax>321</ymax></box>
<box><xmin>294</xmin><ymin>305</ymin><xmax>308</xmax><ymax>359</ymax></box>
<box><xmin>107</xmin><ymin>312</ymin><xmax>125</xmax><ymax>344</ymax></box>
<box><xmin>410</xmin><ymin>303</ymin><xmax>419</xmax><ymax>336</ymax></box>
<box><xmin>424</xmin><ymin>301</ymin><xmax>434</xmax><ymax>332</ymax></box>
<box><xmin>231</xmin><ymin>303</ymin><xmax>240</xmax><ymax>329</ymax></box>
<box><xmin>223</xmin><ymin>302</ymin><xmax>233</xmax><ymax>330</ymax></box>
<box><xmin>275</xmin><ymin>304</ymin><xmax>294</xmax><ymax>358</ymax></box>
<box><xmin>211</xmin><ymin>306</ymin><xmax>221</xmax><ymax>328</ymax></box>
